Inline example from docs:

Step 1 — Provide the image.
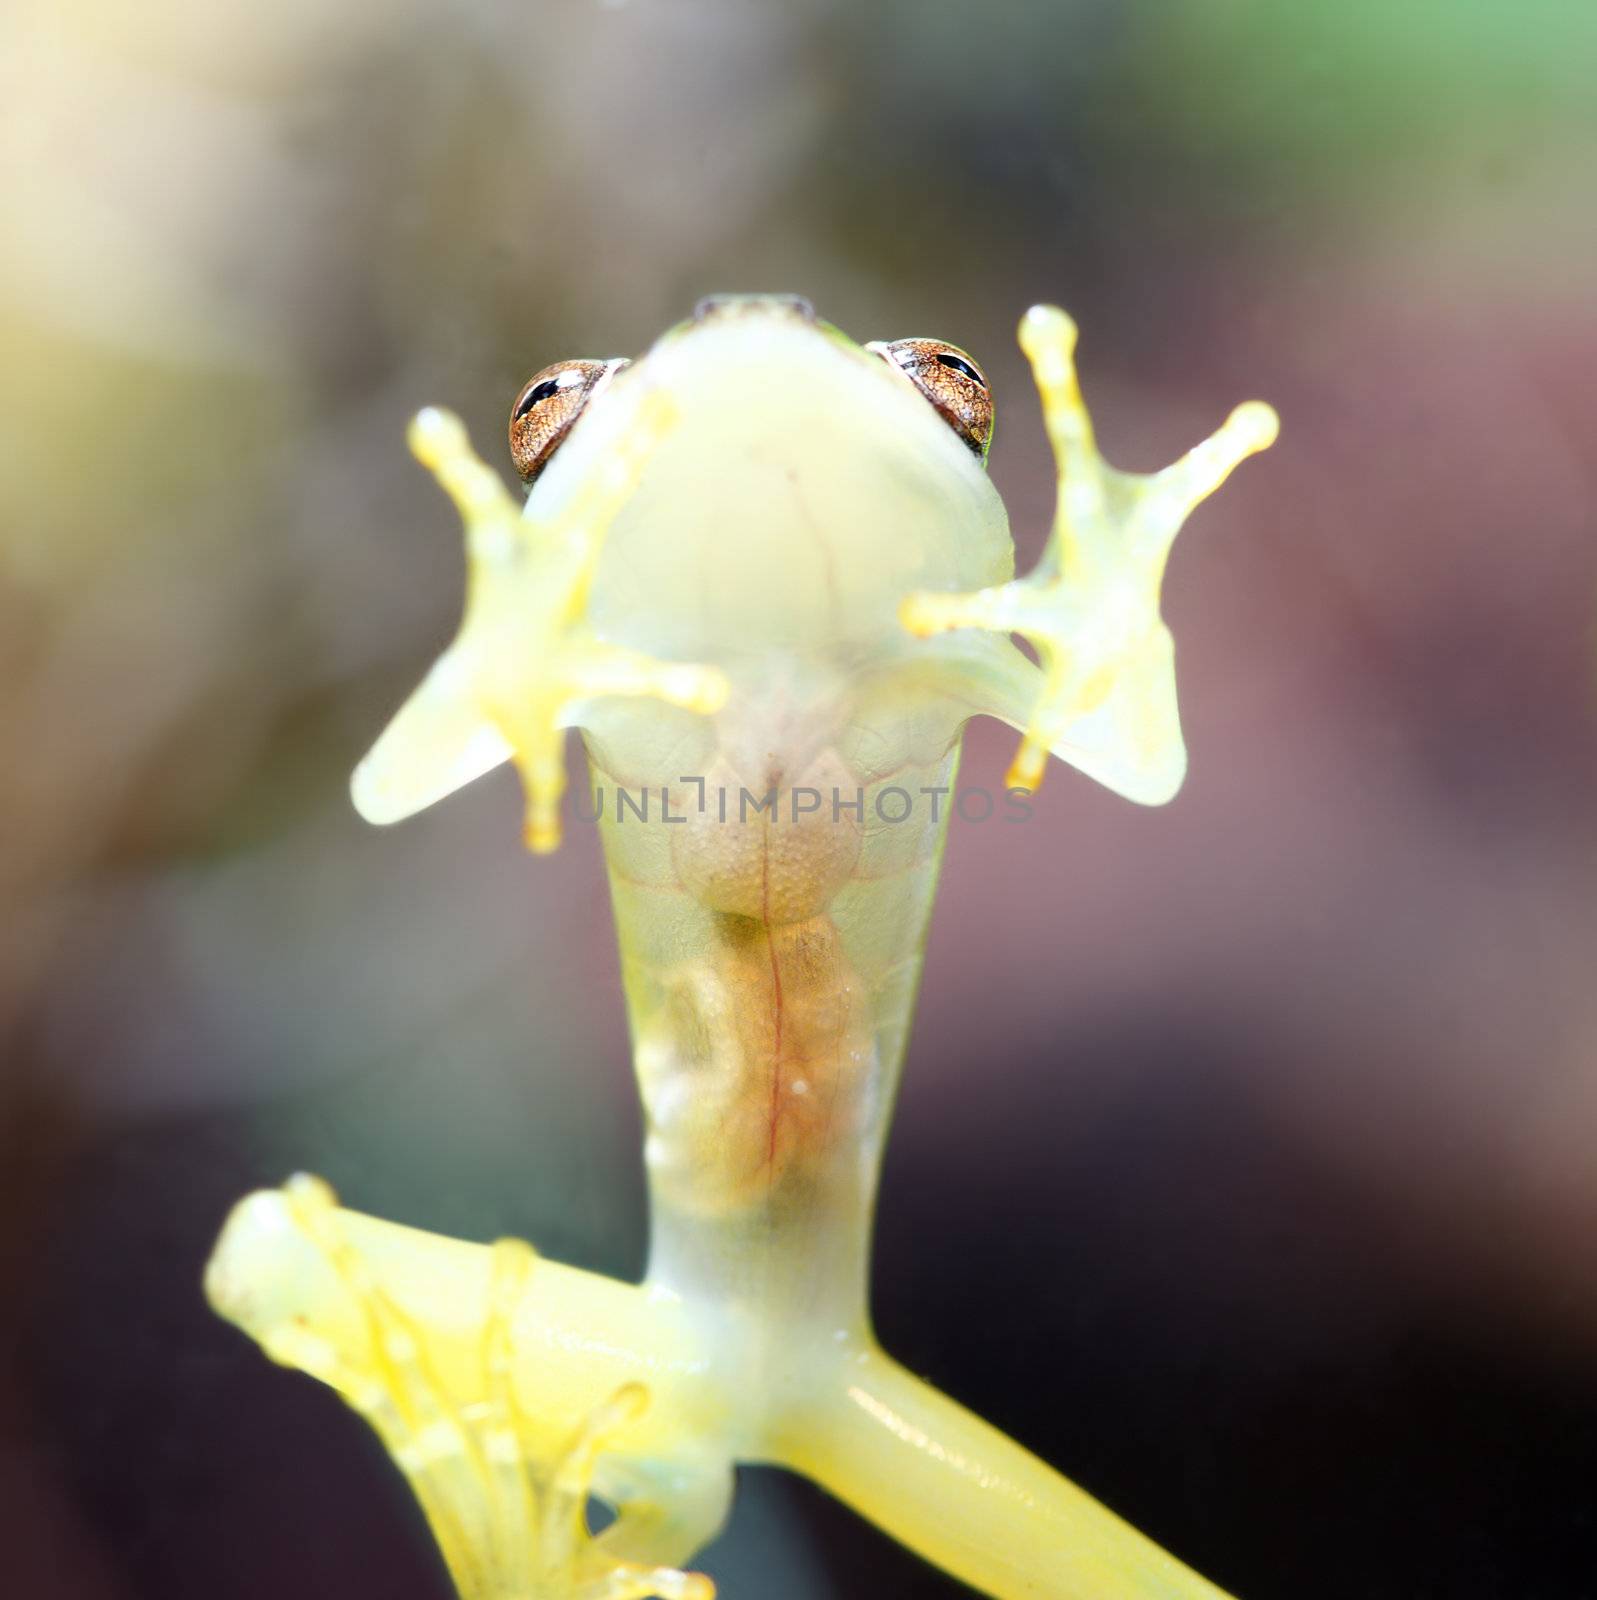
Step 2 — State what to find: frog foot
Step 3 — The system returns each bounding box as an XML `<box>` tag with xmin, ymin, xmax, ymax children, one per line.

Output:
<box><xmin>267</xmin><ymin>1176</ymin><xmax>713</xmax><ymax>1600</ymax></box>
<box><xmin>351</xmin><ymin>402</ymin><xmax>729</xmax><ymax>853</ymax></box>
<box><xmin>901</xmin><ymin>304</ymin><xmax>1277</xmax><ymax>806</ymax></box>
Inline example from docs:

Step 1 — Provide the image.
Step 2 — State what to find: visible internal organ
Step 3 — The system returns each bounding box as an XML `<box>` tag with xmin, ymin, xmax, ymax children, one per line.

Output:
<box><xmin>636</xmin><ymin>752</ymin><xmax>875</xmax><ymax>1214</ymax></box>
<box><xmin>640</xmin><ymin>911</ymin><xmax>873</xmax><ymax>1213</ymax></box>
<box><xmin>669</xmin><ymin>750</ymin><xmax>861</xmax><ymax>923</ymax></box>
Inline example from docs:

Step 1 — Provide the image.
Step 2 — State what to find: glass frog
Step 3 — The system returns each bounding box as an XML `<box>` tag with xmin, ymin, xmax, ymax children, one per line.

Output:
<box><xmin>205</xmin><ymin>294</ymin><xmax>1277</xmax><ymax>1599</ymax></box>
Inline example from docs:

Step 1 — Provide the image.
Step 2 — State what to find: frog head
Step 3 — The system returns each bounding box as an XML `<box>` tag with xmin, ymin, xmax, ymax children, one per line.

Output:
<box><xmin>351</xmin><ymin>296</ymin><xmax>1275</xmax><ymax>849</ymax></box>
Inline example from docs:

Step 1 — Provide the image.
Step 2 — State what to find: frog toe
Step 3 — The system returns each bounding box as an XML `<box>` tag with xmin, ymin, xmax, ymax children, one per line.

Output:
<box><xmin>901</xmin><ymin>304</ymin><xmax>1277</xmax><ymax>805</ymax></box>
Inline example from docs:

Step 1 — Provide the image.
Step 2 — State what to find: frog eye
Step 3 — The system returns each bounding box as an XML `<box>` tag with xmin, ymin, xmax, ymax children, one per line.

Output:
<box><xmin>508</xmin><ymin>358</ymin><xmax>629</xmax><ymax>483</ymax></box>
<box><xmin>866</xmin><ymin>338</ymin><xmax>994</xmax><ymax>460</ymax></box>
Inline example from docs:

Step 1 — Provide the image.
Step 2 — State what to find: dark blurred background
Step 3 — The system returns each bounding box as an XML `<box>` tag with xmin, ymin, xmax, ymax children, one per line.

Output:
<box><xmin>3</xmin><ymin>1</ymin><xmax>1596</xmax><ymax>1595</ymax></box>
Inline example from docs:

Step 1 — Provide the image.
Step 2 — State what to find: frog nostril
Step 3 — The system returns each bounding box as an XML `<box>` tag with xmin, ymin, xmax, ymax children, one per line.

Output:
<box><xmin>692</xmin><ymin>294</ymin><xmax>816</xmax><ymax>323</ymax></box>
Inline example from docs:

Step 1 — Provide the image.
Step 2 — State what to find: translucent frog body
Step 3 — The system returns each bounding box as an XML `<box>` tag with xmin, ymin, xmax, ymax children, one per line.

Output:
<box><xmin>206</xmin><ymin>296</ymin><xmax>1276</xmax><ymax>1599</ymax></box>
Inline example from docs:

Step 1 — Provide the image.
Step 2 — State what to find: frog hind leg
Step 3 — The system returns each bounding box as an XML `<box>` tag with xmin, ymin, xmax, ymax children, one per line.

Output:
<box><xmin>774</xmin><ymin>1343</ymin><xmax>1235</xmax><ymax>1600</ymax></box>
<box><xmin>269</xmin><ymin>1175</ymin><xmax>716</xmax><ymax>1600</ymax></box>
<box><xmin>586</xmin><ymin>1445</ymin><xmax>735</xmax><ymax>1585</ymax></box>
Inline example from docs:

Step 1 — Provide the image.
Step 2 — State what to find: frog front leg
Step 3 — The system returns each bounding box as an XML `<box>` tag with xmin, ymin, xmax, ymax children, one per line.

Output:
<box><xmin>350</xmin><ymin>402</ymin><xmax>728</xmax><ymax>853</ymax></box>
<box><xmin>903</xmin><ymin>304</ymin><xmax>1278</xmax><ymax>807</ymax></box>
<box><xmin>206</xmin><ymin>1177</ymin><xmax>731</xmax><ymax>1599</ymax></box>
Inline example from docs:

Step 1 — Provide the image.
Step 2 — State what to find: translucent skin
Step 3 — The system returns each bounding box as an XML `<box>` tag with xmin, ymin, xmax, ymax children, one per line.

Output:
<box><xmin>564</xmin><ymin>311</ymin><xmax>1012</xmax><ymax>1327</ymax></box>
<box><xmin>206</xmin><ymin>299</ymin><xmax>1276</xmax><ymax>1599</ymax></box>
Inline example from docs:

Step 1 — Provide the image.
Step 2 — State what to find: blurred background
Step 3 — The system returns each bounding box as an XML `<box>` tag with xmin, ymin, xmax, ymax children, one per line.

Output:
<box><xmin>2</xmin><ymin>0</ymin><xmax>1596</xmax><ymax>1594</ymax></box>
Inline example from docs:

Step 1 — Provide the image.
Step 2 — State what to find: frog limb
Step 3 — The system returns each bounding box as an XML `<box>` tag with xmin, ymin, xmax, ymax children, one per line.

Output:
<box><xmin>206</xmin><ymin>1179</ymin><xmax>729</xmax><ymax>1599</ymax></box>
<box><xmin>775</xmin><ymin>1343</ymin><xmax>1234</xmax><ymax>1600</ymax></box>
<box><xmin>210</xmin><ymin>1181</ymin><xmax>1229</xmax><ymax>1599</ymax></box>
<box><xmin>351</xmin><ymin>403</ymin><xmax>729</xmax><ymax>852</ymax></box>
<box><xmin>902</xmin><ymin>304</ymin><xmax>1278</xmax><ymax>805</ymax></box>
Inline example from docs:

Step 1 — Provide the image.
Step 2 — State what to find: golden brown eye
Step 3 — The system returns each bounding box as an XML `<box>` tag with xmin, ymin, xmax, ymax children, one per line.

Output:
<box><xmin>508</xmin><ymin>357</ymin><xmax>628</xmax><ymax>483</ymax></box>
<box><xmin>866</xmin><ymin>337</ymin><xmax>994</xmax><ymax>460</ymax></box>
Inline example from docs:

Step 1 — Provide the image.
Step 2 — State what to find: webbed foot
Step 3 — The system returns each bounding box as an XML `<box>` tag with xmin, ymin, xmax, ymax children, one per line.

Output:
<box><xmin>256</xmin><ymin>1175</ymin><xmax>714</xmax><ymax>1600</ymax></box>
<box><xmin>902</xmin><ymin>304</ymin><xmax>1277</xmax><ymax>806</ymax></box>
<box><xmin>350</xmin><ymin>400</ymin><xmax>728</xmax><ymax>852</ymax></box>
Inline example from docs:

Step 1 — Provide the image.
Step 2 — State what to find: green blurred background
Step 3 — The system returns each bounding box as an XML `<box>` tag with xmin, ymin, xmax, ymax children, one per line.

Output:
<box><xmin>2</xmin><ymin>1</ymin><xmax>1596</xmax><ymax>1595</ymax></box>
